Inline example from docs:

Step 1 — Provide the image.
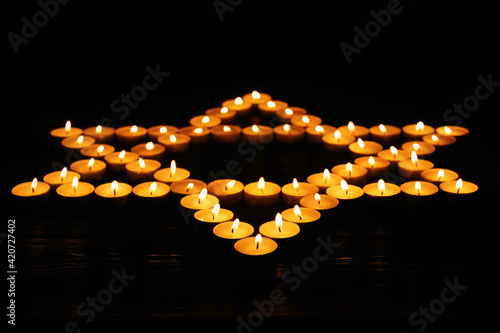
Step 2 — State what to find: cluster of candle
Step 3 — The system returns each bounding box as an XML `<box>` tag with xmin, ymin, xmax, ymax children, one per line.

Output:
<box><xmin>12</xmin><ymin>91</ymin><xmax>478</xmax><ymax>257</ymax></box>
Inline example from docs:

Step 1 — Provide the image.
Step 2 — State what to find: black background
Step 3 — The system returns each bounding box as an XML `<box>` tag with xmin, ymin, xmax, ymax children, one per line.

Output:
<box><xmin>4</xmin><ymin>1</ymin><xmax>499</xmax><ymax>332</ymax></box>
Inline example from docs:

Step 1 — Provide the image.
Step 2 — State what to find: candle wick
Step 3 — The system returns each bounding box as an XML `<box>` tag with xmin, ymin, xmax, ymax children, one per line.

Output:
<box><xmin>198</xmin><ymin>197</ymin><xmax>201</xmax><ymax>205</ymax></box>
<box><xmin>456</xmin><ymin>188</ymin><xmax>460</xmax><ymax>194</ymax></box>
<box><xmin>256</xmin><ymin>242</ymin><xmax>259</xmax><ymax>250</ymax></box>
<box><xmin>278</xmin><ymin>226</ymin><xmax>282</xmax><ymax>233</ymax></box>
<box><xmin>225</xmin><ymin>185</ymin><xmax>228</xmax><ymax>191</ymax></box>
<box><xmin>348</xmin><ymin>170</ymin><xmax>351</xmax><ymax>178</ymax></box>
<box><xmin>231</xmin><ymin>227</ymin><xmax>234</xmax><ymax>234</ymax></box>
<box><xmin>113</xmin><ymin>188</ymin><xmax>117</xmax><ymax>196</ymax></box>
<box><xmin>211</xmin><ymin>213</ymin><xmax>215</xmax><ymax>221</ymax></box>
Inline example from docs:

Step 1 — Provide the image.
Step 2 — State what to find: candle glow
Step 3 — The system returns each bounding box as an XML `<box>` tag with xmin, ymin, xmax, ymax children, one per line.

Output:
<box><xmin>72</xmin><ymin>176</ymin><xmax>78</xmax><ymax>194</ymax></box>
<box><xmin>258</xmin><ymin>177</ymin><xmax>265</xmax><ymax>193</ymax></box>
<box><xmin>211</xmin><ymin>203</ymin><xmax>220</xmax><ymax>221</ymax></box>
<box><xmin>294</xmin><ymin>205</ymin><xmax>302</xmax><ymax>220</ymax></box>
<box><xmin>255</xmin><ymin>234</ymin><xmax>262</xmax><ymax>250</ymax></box>
<box><xmin>198</xmin><ymin>188</ymin><xmax>208</xmax><ymax>204</ymax></box>
<box><xmin>456</xmin><ymin>178</ymin><xmax>463</xmax><ymax>194</ymax></box>
<box><xmin>231</xmin><ymin>218</ymin><xmax>239</xmax><ymax>233</ymax></box>
<box><xmin>111</xmin><ymin>180</ymin><xmax>118</xmax><ymax>196</ymax></box>
<box><xmin>149</xmin><ymin>182</ymin><xmax>157</xmax><ymax>195</ymax></box>
<box><xmin>341</xmin><ymin>180</ymin><xmax>349</xmax><ymax>195</ymax></box>
<box><xmin>378</xmin><ymin>179</ymin><xmax>385</xmax><ymax>195</ymax></box>
<box><xmin>275</xmin><ymin>213</ymin><xmax>283</xmax><ymax>233</ymax></box>
<box><xmin>60</xmin><ymin>167</ymin><xmax>67</xmax><ymax>181</ymax></box>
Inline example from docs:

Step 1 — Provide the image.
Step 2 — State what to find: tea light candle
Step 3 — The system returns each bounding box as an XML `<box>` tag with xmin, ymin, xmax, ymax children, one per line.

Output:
<box><xmin>337</xmin><ymin>121</ymin><xmax>369</xmax><ymax>140</ymax></box>
<box><xmin>363</xmin><ymin>179</ymin><xmax>400</xmax><ymax>197</ymax></box>
<box><xmin>210</xmin><ymin>125</ymin><xmax>242</xmax><ymax>144</ymax></box>
<box><xmin>11</xmin><ymin>178</ymin><xmax>50</xmax><ymax>197</ymax></box>
<box><xmin>80</xmin><ymin>144</ymin><xmax>115</xmax><ymax>159</ymax></box>
<box><xmin>420</xmin><ymin>168</ymin><xmax>459</xmax><ymax>184</ymax></box>
<box><xmin>104</xmin><ymin>150</ymin><xmax>139</xmax><ymax>172</ymax></box>
<box><xmin>153</xmin><ymin>160</ymin><xmax>190</xmax><ymax>183</ymax></box>
<box><xmin>95</xmin><ymin>180</ymin><xmax>132</xmax><ymax>199</ymax></box>
<box><xmin>369</xmin><ymin>124</ymin><xmax>401</xmax><ymax>145</ymax></box>
<box><xmin>276</xmin><ymin>106</ymin><xmax>307</xmax><ymax>124</ymax></box>
<box><xmin>400</xmin><ymin>180</ymin><xmax>438</xmax><ymax>197</ymax></box>
<box><xmin>331</xmin><ymin>163</ymin><xmax>367</xmax><ymax>186</ymax></box>
<box><xmin>170</xmin><ymin>179</ymin><xmax>207</xmax><ymax>195</ymax></box>
<box><xmin>213</xmin><ymin>218</ymin><xmax>254</xmax><ymax>240</ymax></box>
<box><xmin>115</xmin><ymin>125</ymin><xmax>148</xmax><ymax>146</ymax></box>
<box><xmin>157</xmin><ymin>133</ymin><xmax>191</xmax><ymax>153</ymax></box>
<box><xmin>242</xmin><ymin>125</ymin><xmax>274</xmax><ymax>144</ymax></box>
<box><xmin>290</xmin><ymin>114</ymin><xmax>322</xmax><ymax>128</ymax></box>
<box><xmin>132</xmin><ymin>181</ymin><xmax>170</xmax><ymax>199</ymax></box>
<box><xmin>348</xmin><ymin>138</ymin><xmax>383</xmax><ymax>157</ymax></box>
<box><xmin>205</xmin><ymin>107</ymin><xmax>236</xmax><ymax>124</ymax></box>
<box><xmin>125</xmin><ymin>158</ymin><xmax>161</xmax><ymax>182</ymax></box>
<box><xmin>305</xmin><ymin>125</ymin><xmax>336</xmax><ymax>143</ymax></box>
<box><xmin>234</xmin><ymin>234</ymin><xmax>278</xmax><ymax>256</ymax></box>
<box><xmin>194</xmin><ymin>203</ymin><xmax>234</xmax><ymax>223</ymax></box>
<box><xmin>131</xmin><ymin>141</ymin><xmax>165</xmax><ymax>161</ymax></box>
<box><xmin>398</xmin><ymin>151</ymin><xmax>434</xmax><ymax>179</ymax></box>
<box><xmin>222</xmin><ymin>97</ymin><xmax>252</xmax><ymax>116</ymax></box>
<box><xmin>300</xmin><ymin>193</ymin><xmax>339</xmax><ymax>210</ymax></box>
<box><xmin>179</xmin><ymin>126</ymin><xmax>210</xmax><ymax>144</ymax></box>
<box><xmin>56</xmin><ymin>177</ymin><xmax>95</xmax><ymax>198</ymax></box>
<box><xmin>436</xmin><ymin>125</ymin><xmax>469</xmax><ymax>137</ymax></box>
<box><xmin>401</xmin><ymin>141</ymin><xmax>436</xmax><ymax>157</ymax></box>
<box><xmin>259</xmin><ymin>213</ymin><xmax>300</xmax><ymax>239</ymax></box>
<box><xmin>243</xmin><ymin>177</ymin><xmax>281</xmax><ymax>206</ymax></box>
<box><xmin>189</xmin><ymin>115</ymin><xmax>221</xmax><ymax>128</ymax></box>
<box><xmin>422</xmin><ymin>134</ymin><xmax>456</xmax><ymax>147</ymax></box>
<box><xmin>242</xmin><ymin>90</ymin><xmax>272</xmax><ymax>106</ymax></box>
<box><xmin>257</xmin><ymin>100</ymin><xmax>288</xmax><ymax>117</ymax></box>
<box><xmin>83</xmin><ymin>125</ymin><xmax>115</xmax><ymax>143</ymax></box>
<box><xmin>207</xmin><ymin>179</ymin><xmax>244</xmax><ymax>205</ymax></box>
<box><xmin>70</xmin><ymin>158</ymin><xmax>106</xmax><ymax>182</ymax></box>
<box><xmin>147</xmin><ymin>125</ymin><xmax>179</xmax><ymax>141</ymax></box>
<box><xmin>281</xmin><ymin>178</ymin><xmax>319</xmax><ymax>206</ymax></box>
<box><xmin>377</xmin><ymin>146</ymin><xmax>410</xmax><ymax>169</ymax></box>
<box><xmin>273</xmin><ymin>124</ymin><xmax>305</xmax><ymax>143</ymax></box>
<box><xmin>306</xmin><ymin>169</ymin><xmax>344</xmax><ymax>192</ymax></box>
<box><xmin>180</xmin><ymin>188</ymin><xmax>219</xmax><ymax>210</ymax></box>
<box><xmin>61</xmin><ymin>135</ymin><xmax>95</xmax><ymax>149</ymax></box>
<box><xmin>326</xmin><ymin>180</ymin><xmax>364</xmax><ymax>200</ymax></box>
<box><xmin>439</xmin><ymin>178</ymin><xmax>478</xmax><ymax>195</ymax></box>
<box><xmin>402</xmin><ymin>121</ymin><xmax>435</xmax><ymax>140</ymax></box>
<box><xmin>322</xmin><ymin>130</ymin><xmax>355</xmax><ymax>152</ymax></box>
<box><xmin>43</xmin><ymin>167</ymin><xmax>81</xmax><ymax>189</ymax></box>
<box><xmin>50</xmin><ymin>120</ymin><xmax>82</xmax><ymax>138</ymax></box>
<box><xmin>354</xmin><ymin>156</ymin><xmax>390</xmax><ymax>179</ymax></box>
<box><xmin>281</xmin><ymin>205</ymin><xmax>321</xmax><ymax>224</ymax></box>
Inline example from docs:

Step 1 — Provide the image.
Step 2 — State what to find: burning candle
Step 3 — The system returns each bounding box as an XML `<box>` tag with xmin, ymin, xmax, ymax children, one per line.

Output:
<box><xmin>354</xmin><ymin>156</ymin><xmax>390</xmax><ymax>179</ymax></box>
<box><xmin>326</xmin><ymin>180</ymin><xmax>364</xmax><ymax>200</ymax></box>
<box><xmin>213</xmin><ymin>218</ymin><xmax>255</xmax><ymax>240</ymax></box>
<box><xmin>157</xmin><ymin>133</ymin><xmax>191</xmax><ymax>153</ymax></box>
<box><xmin>398</xmin><ymin>151</ymin><xmax>434</xmax><ymax>179</ymax></box>
<box><xmin>104</xmin><ymin>150</ymin><xmax>139</xmax><ymax>172</ymax></box>
<box><xmin>56</xmin><ymin>176</ymin><xmax>95</xmax><ymax>198</ymax></box>
<box><xmin>305</xmin><ymin>125</ymin><xmax>337</xmax><ymax>143</ymax></box>
<box><xmin>422</xmin><ymin>134</ymin><xmax>456</xmax><ymax>147</ymax></box>
<box><xmin>306</xmin><ymin>168</ymin><xmax>344</xmax><ymax>192</ymax></box>
<box><xmin>205</xmin><ymin>107</ymin><xmax>237</xmax><ymax>124</ymax></box>
<box><xmin>189</xmin><ymin>115</ymin><xmax>221</xmax><ymax>128</ymax></box>
<box><xmin>259</xmin><ymin>213</ymin><xmax>300</xmax><ymax>239</ymax></box>
<box><xmin>291</xmin><ymin>114</ymin><xmax>322</xmax><ymax>128</ymax></box>
<box><xmin>281</xmin><ymin>178</ymin><xmax>319</xmax><ymax>206</ymax></box>
<box><xmin>169</xmin><ymin>179</ymin><xmax>207</xmax><ymax>196</ymax></box>
<box><xmin>180</xmin><ymin>188</ymin><xmax>219</xmax><ymax>210</ymax></box>
<box><xmin>276</xmin><ymin>106</ymin><xmax>307</xmax><ymax>124</ymax></box>
<box><xmin>273</xmin><ymin>124</ymin><xmax>305</xmax><ymax>143</ymax></box>
<box><xmin>242</xmin><ymin>90</ymin><xmax>272</xmax><ymax>106</ymax></box>
<box><xmin>210</xmin><ymin>125</ymin><xmax>242</xmax><ymax>144</ymax></box>
<box><xmin>363</xmin><ymin>179</ymin><xmax>400</xmax><ymax>197</ymax></box>
<box><xmin>234</xmin><ymin>234</ymin><xmax>278</xmax><ymax>256</ymax></box>
<box><xmin>400</xmin><ymin>180</ymin><xmax>438</xmax><ymax>197</ymax></box>
<box><xmin>147</xmin><ymin>125</ymin><xmax>179</xmax><ymax>141</ymax></box>
<box><xmin>132</xmin><ymin>181</ymin><xmax>170</xmax><ymax>199</ymax></box>
<box><xmin>115</xmin><ymin>125</ymin><xmax>148</xmax><ymax>146</ymax></box>
<box><xmin>95</xmin><ymin>180</ymin><xmax>132</xmax><ymax>200</ymax></box>
<box><xmin>50</xmin><ymin>120</ymin><xmax>82</xmax><ymax>138</ymax></box>
<box><xmin>80</xmin><ymin>144</ymin><xmax>115</xmax><ymax>159</ymax></box>
<box><xmin>43</xmin><ymin>167</ymin><xmax>81</xmax><ymax>190</ymax></box>
<box><xmin>61</xmin><ymin>135</ymin><xmax>95</xmax><ymax>149</ymax></box>
<box><xmin>242</xmin><ymin>125</ymin><xmax>274</xmax><ymax>144</ymax></box>
<box><xmin>11</xmin><ymin>178</ymin><xmax>50</xmax><ymax>197</ymax></box>
<box><xmin>281</xmin><ymin>205</ymin><xmax>321</xmax><ymax>224</ymax></box>
<box><xmin>131</xmin><ymin>141</ymin><xmax>165</xmax><ymax>161</ymax></box>
<box><xmin>401</xmin><ymin>141</ymin><xmax>436</xmax><ymax>157</ymax></box>
<box><xmin>179</xmin><ymin>126</ymin><xmax>211</xmax><ymax>144</ymax></box>
<box><xmin>369</xmin><ymin>124</ymin><xmax>401</xmax><ymax>145</ymax></box>
<box><xmin>439</xmin><ymin>178</ymin><xmax>478</xmax><ymax>195</ymax></box>
<box><xmin>153</xmin><ymin>160</ymin><xmax>190</xmax><ymax>183</ymax></box>
<box><xmin>243</xmin><ymin>177</ymin><xmax>281</xmax><ymax>206</ymax></box>
<box><xmin>348</xmin><ymin>138</ymin><xmax>383</xmax><ymax>157</ymax></box>
<box><xmin>70</xmin><ymin>158</ymin><xmax>106</xmax><ymax>182</ymax></box>
<box><xmin>207</xmin><ymin>179</ymin><xmax>244</xmax><ymax>205</ymax></box>
<box><xmin>83</xmin><ymin>125</ymin><xmax>115</xmax><ymax>143</ymax></box>
<box><xmin>322</xmin><ymin>130</ymin><xmax>355</xmax><ymax>152</ymax></box>
<box><xmin>300</xmin><ymin>193</ymin><xmax>339</xmax><ymax>210</ymax></box>
<box><xmin>402</xmin><ymin>121</ymin><xmax>435</xmax><ymax>140</ymax></box>
<box><xmin>337</xmin><ymin>121</ymin><xmax>369</xmax><ymax>139</ymax></box>
<box><xmin>221</xmin><ymin>97</ymin><xmax>252</xmax><ymax>116</ymax></box>
<box><xmin>125</xmin><ymin>158</ymin><xmax>161</xmax><ymax>182</ymax></box>
<box><xmin>194</xmin><ymin>203</ymin><xmax>234</xmax><ymax>224</ymax></box>
<box><xmin>331</xmin><ymin>162</ymin><xmax>367</xmax><ymax>186</ymax></box>
<box><xmin>257</xmin><ymin>100</ymin><xmax>288</xmax><ymax>117</ymax></box>
<box><xmin>420</xmin><ymin>168</ymin><xmax>459</xmax><ymax>184</ymax></box>
<box><xmin>436</xmin><ymin>125</ymin><xmax>469</xmax><ymax>137</ymax></box>
<box><xmin>377</xmin><ymin>146</ymin><xmax>410</xmax><ymax>169</ymax></box>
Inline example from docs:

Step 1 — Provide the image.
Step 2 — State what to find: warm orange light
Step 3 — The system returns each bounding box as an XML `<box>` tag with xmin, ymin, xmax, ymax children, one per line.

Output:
<box><xmin>198</xmin><ymin>188</ymin><xmax>208</xmax><ymax>204</ymax></box>
<box><xmin>118</xmin><ymin>150</ymin><xmax>126</xmax><ymax>161</ymax></box>
<box><xmin>149</xmin><ymin>182</ymin><xmax>157</xmax><ymax>195</ymax></box>
<box><xmin>415</xmin><ymin>181</ymin><xmax>421</xmax><ymax>196</ymax></box>
<box><xmin>88</xmin><ymin>158</ymin><xmax>95</xmax><ymax>170</ymax></box>
<box><xmin>65</xmin><ymin>120</ymin><xmax>71</xmax><ymax>133</ymax></box>
<box><xmin>341</xmin><ymin>180</ymin><xmax>349</xmax><ymax>195</ymax></box>
<box><xmin>378</xmin><ymin>179</ymin><xmax>385</xmax><ymax>195</ymax></box>
<box><xmin>444</xmin><ymin>126</ymin><xmax>452</xmax><ymax>135</ymax></box>
<box><xmin>315</xmin><ymin>193</ymin><xmax>321</xmax><ymax>205</ymax></box>
<box><xmin>111</xmin><ymin>180</ymin><xmax>118</xmax><ymax>196</ymax></box>
<box><xmin>334</xmin><ymin>130</ymin><xmax>341</xmax><ymax>142</ymax></box>
<box><xmin>160</xmin><ymin>126</ymin><xmax>167</xmax><ymax>134</ymax></box>
<box><xmin>431</xmin><ymin>135</ymin><xmax>439</xmax><ymax>143</ymax></box>
<box><xmin>255</xmin><ymin>234</ymin><xmax>262</xmax><ymax>250</ymax></box>
<box><xmin>170</xmin><ymin>134</ymin><xmax>177</xmax><ymax>143</ymax></box>
<box><xmin>31</xmin><ymin>178</ymin><xmax>37</xmax><ymax>193</ymax></box>
<box><xmin>96</xmin><ymin>145</ymin><xmax>104</xmax><ymax>155</ymax></box>
<box><xmin>202</xmin><ymin>116</ymin><xmax>210</xmax><ymax>124</ymax></box>
<box><xmin>275</xmin><ymin>213</ymin><xmax>283</xmax><ymax>233</ymax></box>
<box><xmin>220</xmin><ymin>107</ymin><xmax>228</xmax><ymax>114</ymax></box>
<box><xmin>346</xmin><ymin>162</ymin><xmax>353</xmax><ymax>177</ymax></box>
<box><xmin>252</xmin><ymin>125</ymin><xmax>259</xmax><ymax>133</ymax></box>
<box><xmin>437</xmin><ymin>169</ymin><xmax>445</xmax><ymax>181</ymax></box>
<box><xmin>348</xmin><ymin>121</ymin><xmax>355</xmax><ymax>132</ymax></box>
<box><xmin>390</xmin><ymin>146</ymin><xmax>398</xmax><ymax>159</ymax></box>
<box><xmin>294</xmin><ymin>205</ymin><xmax>302</xmax><ymax>220</ymax></box>
<box><xmin>283</xmin><ymin>124</ymin><xmax>291</xmax><ymax>133</ymax></box>
<box><xmin>416</xmin><ymin>121</ymin><xmax>424</xmax><ymax>131</ymax></box>
<box><xmin>379</xmin><ymin>124</ymin><xmax>387</xmax><ymax>133</ymax></box>
<box><xmin>411</xmin><ymin>151</ymin><xmax>418</xmax><ymax>167</ymax></box>
<box><xmin>413</xmin><ymin>143</ymin><xmax>421</xmax><ymax>152</ymax></box>
<box><xmin>315</xmin><ymin>125</ymin><xmax>324</xmax><ymax>134</ymax></box>
<box><xmin>76</xmin><ymin>135</ymin><xmax>84</xmax><ymax>145</ymax></box>
<box><xmin>456</xmin><ymin>178</ymin><xmax>463</xmax><ymax>194</ymax></box>
<box><xmin>60</xmin><ymin>167</ymin><xmax>67</xmax><ymax>181</ymax></box>
<box><xmin>223</xmin><ymin>126</ymin><xmax>231</xmax><ymax>132</ymax></box>
<box><xmin>138</xmin><ymin>158</ymin><xmax>146</xmax><ymax>170</ymax></box>
<box><xmin>368</xmin><ymin>156</ymin><xmax>375</xmax><ymax>167</ymax></box>
<box><xmin>96</xmin><ymin>125</ymin><xmax>102</xmax><ymax>134</ymax></box>
<box><xmin>235</xmin><ymin>97</ymin><xmax>243</xmax><ymax>105</ymax></box>
<box><xmin>258</xmin><ymin>177</ymin><xmax>265</xmax><ymax>193</ymax></box>
<box><xmin>284</xmin><ymin>108</ymin><xmax>293</xmax><ymax>115</ymax></box>
<box><xmin>194</xmin><ymin>128</ymin><xmax>203</xmax><ymax>134</ymax></box>
<box><xmin>170</xmin><ymin>160</ymin><xmax>176</xmax><ymax>177</ymax></box>
<box><xmin>72</xmin><ymin>176</ymin><xmax>78</xmax><ymax>194</ymax></box>
<box><xmin>293</xmin><ymin>178</ymin><xmax>300</xmax><ymax>192</ymax></box>
<box><xmin>225</xmin><ymin>179</ymin><xmax>236</xmax><ymax>191</ymax></box>
<box><xmin>323</xmin><ymin>169</ymin><xmax>330</xmax><ymax>183</ymax></box>
<box><xmin>145</xmin><ymin>142</ymin><xmax>154</xmax><ymax>151</ymax></box>
<box><xmin>267</xmin><ymin>101</ymin><xmax>276</xmax><ymax>108</ymax></box>
<box><xmin>252</xmin><ymin>91</ymin><xmax>260</xmax><ymax>99</ymax></box>
<box><xmin>302</xmin><ymin>115</ymin><xmax>310</xmax><ymax>124</ymax></box>
<box><xmin>211</xmin><ymin>203</ymin><xmax>220</xmax><ymax>221</ymax></box>
<box><xmin>186</xmin><ymin>182</ymin><xmax>194</xmax><ymax>193</ymax></box>
<box><xmin>231</xmin><ymin>218</ymin><xmax>240</xmax><ymax>233</ymax></box>
<box><xmin>357</xmin><ymin>138</ymin><xmax>365</xmax><ymax>149</ymax></box>
<box><xmin>130</xmin><ymin>125</ymin><xmax>138</xmax><ymax>134</ymax></box>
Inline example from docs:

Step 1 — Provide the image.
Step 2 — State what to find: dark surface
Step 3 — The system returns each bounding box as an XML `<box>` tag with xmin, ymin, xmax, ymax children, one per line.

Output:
<box><xmin>4</xmin><ymin>1</ymin><xmax>499</xmax><ymax>332</ymax></box>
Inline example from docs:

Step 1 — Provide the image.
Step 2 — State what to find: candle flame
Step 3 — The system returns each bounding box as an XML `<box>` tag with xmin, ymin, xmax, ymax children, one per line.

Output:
<box><xmin>378</xmin><ymin>179</ymin><xmax>385</xmax><ymax>195</ymax></box>
<box><xmin>390</xmin><ymin>146</ymin><xmax>398</xmax><ymax>158</ymax></box>
<box><xmin>145</xmin><ymin>142</ymin><xmax>154</xmax><ymax>151</ymax></box>
<box><xmin>411</xmin><ymin>151</ymin><xmax>418</xmax><ymax>167</ymax></box>
<box><xmin>341</xmin><ymin>180</ymin><xmax>349</xmax><ymax>195</ymax></box>
<box><xmin>138</xmin><ymin>158</ymin><xmax>146</xmax><ymax>170</ymax></box>
<box><xmin>357</xmin><ymin>138</ymin><xmax>365</xmax><ymax>149</ymax></box>
<box><xmin>186</xmin><ymin>182</ymin><xmax>194</xmax><ymax>193</ymax></box>
<box><xmin>255</xmin><ymin>234</ymin><xmax>262</xmax><ymax>250</ymax></box>
<box><xmin>293</xmin><ymin>205</ymin><xmax>302</xmax><ymax>220</ymax></box>
<box><xmin>415</xmin><ymin>181</ymin><xmax>421</xmax><ymax>196</ymax></box>
<box><xmin>31</xmin><ymin>178</ymin><xmax>37</xmax><ymax>193</ymax></box>
<box><xmin>431</xmin><ymin>135</ymin><xmax>439</xmax><ymax>143</ymax></box>
<box><xmin>252</xmin><ymin>125</ymin><xmax>259</xmax><ymax>133</ymax></box>
<box><xmin>346</xmin><ymin>162</ymin><xmax>353</xmax><ymax>177</ymax></box>
<box><xmin>379</xmin><ymin>124</ymin><xmax>387</xmax><ymax>133</ymax></box>
<box><xmin>96</xmin><ymin>125</ymin><xmax>102</xmax><ymax>134</ymax></box>
<box><xmin>231</xmin><ymin>218</ymin><xmax>239</xmax><ymax>233</ymax></box>
<box><xmin>202</xmin><ymin>116</ymin><xmax>210</xmax><ymax>124</ymax></box>
<box><xmin>275</xmin><ymin>213</ymin><xmax>283</xmax><ymax>233</ymax></box>
<box><xmin>456</xmin><ymin>178</ymin><xmax>463</xmax><ymax>194</ymax></box>
<box><xmin>416</xmin><ymin>121</ymin><xmax>424</xmax><ymax>131</ymax></box>
<box><xmin>160</xmin><ymin>126</ymin><xmax>167</xmax><ymax>134</ymax></box>
<box><xmin>198</xmin><ymin>188</ymin><xmax>207</xmax><ymax>204</ymax></box>
<box><xmin>302</xmin><ymin>115</ymin><xmax>310</xmax><ymax>124</ymax></box>
<box><xmin>368</xmin><ymin>156</ymin><xmax>375</xmax><ymax>167</ymax></box>
<box><xmin>97</xmin><ymin>145</ymin><xmax>104</xmax><ymax>155</ymax></box>
<box><xmin>283</xmin><ymin>124</ymin><xmax>291</xmax><ymax>133</ymax></box>
<box><xmin>72</xmin><ymin>176</ymin><xmax>78</xmax><ymax>194</ymax></box>
<box><xmin>88</xmin><ymin>158</ymin><xmax>95</xmax><ymax>170</ymax></box>
<box><xmin>267</xmin><ymin>101</ymin><xmax>276</xmax><ymax>108</ymax></box>
<box><xmin>220</xmin><ymin>107</ymin><xmax>228</xmax><ymax>114</ymax></box>
<box><xmin>194</xmin><ymin>127</ymin><xmax>203</xmax><ymax>134</ymax></box>
<box><xmin>348</xmin><ymin>121</ymin><xmax>355</xmax><ymax>132</ymax></box>
<box><xmin>334</xmin><ymin>130</ymin><xmax>341</xmax><ymax>142</ymax></box>
<box><xmin>315</xmin><ymin>125</ymin><xmax>324</xmax><ymax>134</ymax></box>
<box><xmin>323</xmin><ymin>169</ymin><xmax>330</xmax><ymax>183</ymax></box>
<box><xmin>65</xmin><ymin>120</ymin><xmax>71</xmax><ymax>133</ymax></box>
<box><xmin>60</xmin><ymin>167</ymin><xmax>67</xmax><ymax>181</ymax></box>
<box><xmin>149</xmin><ymin>182</ymin><xmax>157</xmax><ymax>195</ymax></box>
<box><xmin>234</xmin><ymin>97</ymin><xmax>243</xmax><ymax>105</ymax></box>
<box><xmin>252</xmin><ymin>91</ymin><xmax>260</xmax><ymax>99</ymax></box>
<box><xmin>223</xmin><ymin>125</ymin><xmax>231</xmax><ymax>133</ymax></box>
<box><xmin>211</xmin><ymin>203</ymin><xmax>220</xmax><ymax>221</ymax></box>
<box><xmin>130</xmin><ymin>125</ymin><xmax>138</xmax><ymax>134</ymax></box>
<box><xmin>412</xmin><ymin>143</ymin><xmax>421</xmax><ymax>152</ymax></box>
<box><xmin>170</xmin><ymin>134</ymin><xmax>177</xmax><ymax>143</ymax></box>
<box><xmin>258</xmin><ymin>177</ymin><xmax>265</xmax><ymax>193</ymax></box>
<box><xmin>118</xmin><ymin>150</ymin><xmax>126</xmax><ymax>161</ymax></box>
<box><xmin>293</xmin><ymin>178</ymin><xmax>300</xmax><ymax>192</ymax></box>
<box><xmin>437</xmin><ymin>169</ymin><xmax>445</xmax><ymax>181</ymax></box>
<box><xmin>170</xmin><ymin>160</ymin><xmax>176</xmax><ymax>177</ymax></box>
<box><xmin>76</xmin><ymin>135</ymin><xmax>84</xmax><ymax>145</ymax></box>
<box><xmin>225</xmin><ymin>179</ymin><xmax>235</xmax><ymax>191</ymax></box>
<box><xmin>111</xmin><ymin>180</ymin><xmax>118</xmax><ymax>196</ymax></box>
<box><xmin>444</xmin><ymin>126</ymin><xmax>452</xmax><ymax>135</ymax></box>
<box><xmin>315</xmin><ymin>193</ymin><xmax>321</xmax><ymax>205</ymax></box>
<box><xmin>284</xmin><ymin>108</ymin><xmax>293</xmax><ymax>115</ymax></box>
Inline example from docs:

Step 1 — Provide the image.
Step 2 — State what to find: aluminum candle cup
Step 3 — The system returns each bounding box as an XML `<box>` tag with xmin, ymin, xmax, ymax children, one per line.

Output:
<box><xmin>439</xmin><ymin>179</ymin><xmax>478</xmax><ymax>203</ymax></box>
<box><xmin>420</xmin><ymin>168</ymin><xmax>459</xmax><ymax>185</ymax></box>
<box><xmin>281</xmin><ymin>179</ymin><xmax>319</xmax><ymax>206</ymax></box>
<box><xmin>322</xmin><ymin>131</ymin><xmax>355</xmax><ymax>152</ymax></box>
<box><xmin>11</xmin><ymin>178</ymin><xmax>50</xmax><ymax>199</ymax></box>
<box><xmin>331</xmin><ymin>163</ymin><xmax>367</xmax><ymax>186</ymax></box>
<box><xmin>169</xmin><ymin>179</ymin><xmax>207</xmax><ymax>196</ymax></box>
<box><xmin>157</xmin><ymin>133</ymin><xmax>191</xmax><ymax>153</ymax></box>
<box><xmin>83</xmin><ymin>125</ymin><xmax>115</xmax><ymax>143</ymax></box>
<box><xmin>80</xmin><ymin>144</ymin><xmax>115</xmax><ymax>159</ymax></box>
<box><xmin>402</xmin><ymin>122</ymin><xmax>435</xmax><ymax>140</ymax></box>
<box><xmin>242</xmin><ymin>91</ymin><xmax>272</xmax><ymax>106</ymax></box>
<box><xmin>234</xmin><ymin>235</ymin><xmax>278</xmax><ymax>256</ymax></box>
<box><xmin>300</xmin><ymin>193</ymin><xmax>339</xmax><ymax>211</ymax></box>
<box><xmin>189</xmin><ymin>115</ymin><xmax>221</xmax><ymax>128</ymax></box>
<box><xmin>131</xmin><ymin>142</ymin><xmax>165</xmax><ymax>161</ymax></box>
<box><xmin>242</xmin><ymin>125</ymin><xmax>274</xmax><ymax>144</ymax></box>
<box><xmin>422</xmin><ymin>134</ymin><xmax>456</xmax><ymax>147</ymax></box>
<box><xmin>258</xmin><ymin>100</ymin><xmax>288</xmax><ymax>118</ymax></box>
<box><xmin>306</xmin><ymin>170</ymin><xmax>344</xmax><ymax>192</ymax></box>
<box><xmin>377</xmin><ymin>147</ymin><xmax>410</xmax><ymax>170</ymax></box>
<box><xmin>290</xmin><ymin>114</ymin><xmax>322</xmax><ymax>128</ymax></box>
<box><xmin>243</xmin><ymin>178</ymin><xmax>281</xmax><ymax>206</ymax></box>
<box><xmin>210</xmin><ymin>125</ymin><xmax>242</xmax><ymax>144</ymax></box>
<box><xmin>354</xmin><ymin>156</ymin><xmax>390</xmax><ymax>180</ymax></box>
<box><xmin>222</xmin><ymin>97</ymin><xmax>252</xmax><ymax>116</ymax></box>
<box><xmin>400</xmin><ymin>181</ymin><xmax>439</xmax><ymax>205</ymax></box>
<box><xmin>401</xmin><ymin>141</ymin><xmax>436</xmax><ymax>157</ymax></box>
<box><xmin>61</xmin><ymin>135</ymin><xmax>95</xmax><ymax>149</ymax></box>
<box><xmin>115</xmin><ymin>125</ymin><xmax>148</xmax><ymax>146</ymax></box>
<box><xmin>305</xmin><ymin>125</ymin><xmax>336</xmax><ymax>143</ymax></box>
<box><xmin>369</xmin><ymin>124</ymin><xmax>401</xmax><ymax>146</ymax></box>
<box><xmin>348</xmin><ymin>139</ymin><xmax>383</xmax><ymax>157</ymax></box>
<box><xmin>56</xmin><ymin>178</ymin><xmax>95</xmax><ymax>205</ymax></box>
<box><xmin>205</xmin><ymin>107</ymin><xmax>237</xmax><ymax>124</ymax></box>
<box><xmin>50</xmin><ymin>121</ymin><xmax>82</xmax><ymax>138</ymax></box>
<box><xmin>436</xmin><ymin>125</ymin><xmax>469</xmax><ymax>137</ymax></box>
<box><xmin>104</xmin><ymin>151</ymin><xmax>139</xmax><ymax>173</ymax></box>
<box><xmin>398</xmin><ymin>153</ymin><xmax>434</xmax><ymax>180</ymax></box>
<box><xmin>153</xmin><ymin>161</ymin><xmax>190</xmax><ymax>184</ymax></box>
<box><xmin>337</xmin><ymin>122</ymin><xmax>369</xmax><ymax>140</ymax></box>
<box><xmin>147</xmin><ymin>125</ymin><xmax>179</xmax><ymax>141</ymax></box>
<box><xmin>43</xmin><ymin>168</ymin><xmax>81</xmax><ymax>190</ymax></box>
<box><xmin>70</xmin><ymin>158</ymin><xmax>106</xmax><ymax>182</ymax></box>
<box><xmin>179</xmin><ymin>126</ymin><xmax>211</xmax><ymax>144</ymax></box>
<box><xmin>125</xmin><ymin>158</ymin><xmax>161</xmax><ymax>182</ymax></box>
<box><xmin>207</xmin><ymin>179</ymin><xmax>244</xmax><ymax>205</ymax></box>
<box><xmin>180</xmin><ymin>189</ymin><xmax>219</xmax><ymax>210</ymax></box>
<box><xmin>94</xmin><ymin>181</ymin><xmax>133</xmax><ymax>207</ymax></box>
<box><xmin>273</xmin><ymin>124</ymin><xmax>305</xmax><ymax>144</ymax></box>
<box><xmin>213</xmin><ymin>219</ymin><xmax>254</xmax><ymax>240</ymax></box>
